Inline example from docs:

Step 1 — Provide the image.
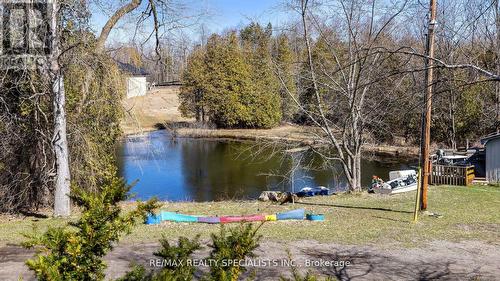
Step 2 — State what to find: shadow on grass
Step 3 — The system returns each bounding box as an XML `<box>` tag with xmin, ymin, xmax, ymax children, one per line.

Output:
<box><xmin>371</xmin><ymin>215</ymin><xmax>411</xmax><ymax>223</ymax></box>
<box><xmin>300</xmin><ymin>248</ymin><xmax>484</xmax><ymax>281</ymax></box>
<box><xmin>294</xmin><ymin>201</ymin><xmax>413</xmax><ymax>214</ymax></box>
<box><xmin>240</xmin><ymin>245</ymin><xmax>486</xmax><ymax>280</ymax></box>
<box><xmin>2</xmin><ymin>243</ymin><xmax>489</xmax><ymax>280</ymax></box>
<box><xmin>19</xmin><ymin>210</ymin><xmax>49</xmax><ymax>219</ymax></box>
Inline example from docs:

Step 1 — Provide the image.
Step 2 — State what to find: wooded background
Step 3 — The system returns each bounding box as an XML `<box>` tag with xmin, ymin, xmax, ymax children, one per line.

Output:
<box><xmin>1</xmin><ymin>0</ymin><xmax>499</xmax><ymax>210</ymax></box>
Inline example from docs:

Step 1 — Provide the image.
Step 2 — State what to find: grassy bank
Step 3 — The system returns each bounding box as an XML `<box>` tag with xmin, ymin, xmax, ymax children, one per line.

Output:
<box><xmin>1</xmin><ymin>185</ymin><xmax>498</xmax><ymax>248</ymax></box>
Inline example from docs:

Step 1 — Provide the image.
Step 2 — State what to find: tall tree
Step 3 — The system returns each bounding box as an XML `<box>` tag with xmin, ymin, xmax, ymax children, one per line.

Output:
<box><xmin>53</xmin><ymin>0</ymin><xmax>185</xmax><ymax>215</ymax></box>
<box><xmin>203</xmin><ymin>33</ymin><xmax>253</xmax><ymax>128</ymax></box>
<box><xmin>274</xmin><ymin>34</ymin><xmax>297</xmax><ymax>122</ymax></box>
<box><xmin>241</xmin><ymin>22</ymin><xmax>282</xmax><ymax>128</ymax></box>
<box><xmin>179</xmin><ymin>47</ymin><xmax>208</xmax><ymax>122</ymax></box>
<box><xmin>51</xmin><ymin>0</ymin><xmax>71</xmax><ymax>217</ymax></box>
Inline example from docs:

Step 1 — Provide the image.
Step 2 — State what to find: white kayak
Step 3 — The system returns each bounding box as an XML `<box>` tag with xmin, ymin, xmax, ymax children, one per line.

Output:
<box><xmin>371</xmin><ymin>170</ymin><xmax>418</xmax><ymax>195</ymax></box>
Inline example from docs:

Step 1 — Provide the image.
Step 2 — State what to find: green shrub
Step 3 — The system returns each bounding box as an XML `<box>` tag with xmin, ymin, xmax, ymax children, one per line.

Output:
<box><xmin>205</xmin><ymin>223</ymin><xmax>262</xmax><ymax>281</ymax></box>
<box><xmin>119</xmin><ymin>235</ymin><xmax>201</xmax><ymax>281</ymax></box>
<box><xmin>116</xmin><ymin>265</ymin><xmax>153</xmax><ymax>281</ymax></box>
<box><xmin>153</xmin><ymin>235</ymin><xmax>201</xmax><ymax>280</ymax></box>
<box><xmin>280</xmin><ymin>270</ymin><xmax>336</xmax><ymax>281</ymax></box>
<box><xmin>22</xmin><ymin>177</ymin><xmax>159</xmax><ymax>281</ymax></box>
<box><xmin>120</xmin><ymin>223</ymin><xmax>262</xmax><ymax>281</ymax></box>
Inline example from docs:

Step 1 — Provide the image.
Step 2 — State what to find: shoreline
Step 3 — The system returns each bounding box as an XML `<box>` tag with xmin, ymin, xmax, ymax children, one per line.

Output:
<box><xmin>122</xmin><ymin>126</ymin><xmax>420</xmax><ymax>158</ymax></box>
<box><xmin>120</xmin><ymin>87</ymin><xmax>419</xmax><ymax>158</ymax></box>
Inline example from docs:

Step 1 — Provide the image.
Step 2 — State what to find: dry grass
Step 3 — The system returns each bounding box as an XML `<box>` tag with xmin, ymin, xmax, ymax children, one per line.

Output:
<box><xmin>176</xmin><ymin>126</ymin><xmax>419</xmax><ymax>157</ymax></box>
<box><xmin>1</xmin><ymin>185</ymin><xmax>498</xmax><ymax>248</ymax></box>
<box><xmin>176</xmin><ymin>125</ymin><xmax>320</xmax><ymax>143</ymax></box>
<box><xmin>121</xmin><ymin>86</ymin><xmax>193</xmax><ymax>135</ymax></box>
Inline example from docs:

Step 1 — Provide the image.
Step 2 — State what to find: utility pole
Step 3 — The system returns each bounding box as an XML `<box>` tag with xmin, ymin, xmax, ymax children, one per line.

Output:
<box><xmin>495</xmin><ymin>0</ymin><xmax>500</xmax><ymax>132</ymax></box>
<box><xmin>419</xmin><ymin>0</ymin><xmax>437</xmax><ymax>211</ymax></box>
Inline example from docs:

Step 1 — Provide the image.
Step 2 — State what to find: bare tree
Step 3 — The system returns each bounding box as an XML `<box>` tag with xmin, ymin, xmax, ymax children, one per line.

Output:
<box><xmin>278</xmin><ymin>0</ymin><xmax>410</xmax><ymax>191</ymax></box>
<box><xmin>50</xmin><ymin>0</ymin><xmax>70</xmax><ymax>216</ymax></box>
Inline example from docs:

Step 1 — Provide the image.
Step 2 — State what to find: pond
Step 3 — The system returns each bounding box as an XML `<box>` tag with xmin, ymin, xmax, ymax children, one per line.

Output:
<box><xmin>117</xmin><ymin>130</ymin><xmax>414</xmax><ymax>201</ymax></box>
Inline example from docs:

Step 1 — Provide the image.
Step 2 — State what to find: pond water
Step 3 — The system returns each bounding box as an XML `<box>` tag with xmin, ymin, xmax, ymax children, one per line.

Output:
<box><xmin>117</xmin><ymin>130</ymin><xmax>413</xmax><ymax>201</ymax></box>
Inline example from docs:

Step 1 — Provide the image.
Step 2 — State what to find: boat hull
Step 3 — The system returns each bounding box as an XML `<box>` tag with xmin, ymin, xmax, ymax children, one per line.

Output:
<box><xmin>374</xmin><ymin>183</ymin><xmax>417</xmax><ymax>194</ymax></box>
<box><xmin>296</xmin><ymin>187</ymin><xmax>330</xmax><ymax>197</ymax></box>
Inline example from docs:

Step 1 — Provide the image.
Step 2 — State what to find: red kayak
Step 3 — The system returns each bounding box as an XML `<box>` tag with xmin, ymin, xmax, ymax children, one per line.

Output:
<box><xmin>220</xmin><ymin>214</ymin><xmax>265</xmax><ymax>223</ymax></box>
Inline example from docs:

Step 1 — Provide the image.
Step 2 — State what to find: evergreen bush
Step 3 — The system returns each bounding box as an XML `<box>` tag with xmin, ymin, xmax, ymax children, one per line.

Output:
<box><xmin>120</xmin><ymin>223</ymin><xmax>262</xmax><ymax>281</ymax></box>
<box><xmin>205</xmin><ymin>223</ymin><xmax>262</xmax><ymax>281</ymax></box>
<box><xmin>22</xmin><ymin>177</ymin><xmax>159</xmax><ymax>281</ymax></box>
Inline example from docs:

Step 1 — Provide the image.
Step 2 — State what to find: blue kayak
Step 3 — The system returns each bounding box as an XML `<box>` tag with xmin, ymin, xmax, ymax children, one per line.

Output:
<box><xmin>276</xmin><ymin>209</ymin><xmax>305</xmax><ymax>220</ymax></box>
<box><xmin>160</xmin><ymin>211</ymin><xmax>198</xmax><ymax>222</ymax></box>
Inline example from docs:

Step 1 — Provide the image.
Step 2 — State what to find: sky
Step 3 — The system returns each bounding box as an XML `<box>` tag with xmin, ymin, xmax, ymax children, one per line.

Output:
<box><xmin>199</xmin><ymin>0</ymin><xmax>287</xmax><ymax>32</ymax></box>
<box><xmin>90</xmin><ymin>0</ymin><xmax>292</xmax><ymax>46</ymax></box>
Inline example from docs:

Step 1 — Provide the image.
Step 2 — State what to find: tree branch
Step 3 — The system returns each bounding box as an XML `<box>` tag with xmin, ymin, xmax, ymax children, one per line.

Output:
<box><xmin>95</xmin><ymin>0</ymin><xmax>142</xmax><ymax>53</ymax></box>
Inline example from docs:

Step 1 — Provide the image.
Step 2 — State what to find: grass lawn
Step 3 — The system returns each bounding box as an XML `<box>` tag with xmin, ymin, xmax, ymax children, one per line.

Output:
<box><xmin>1</xmin><ymin>185</ymin><xmax>499</xmax><ymax>248</ymax></box>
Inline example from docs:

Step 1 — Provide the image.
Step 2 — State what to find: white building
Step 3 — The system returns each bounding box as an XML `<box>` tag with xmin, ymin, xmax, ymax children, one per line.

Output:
<box><xmin>126</xmin><ymin>76</ymin><xmax>148</xmax><ymax>98</ymax></box>
<box><xmin>117</xmin><ymin>61</ymin><xmax>149</xmax><ymax>98</ymax></box>
<box><xmin>481</xmin><ymin>133</ymin><xmax>500</xmax><ymax>183</ymax></box>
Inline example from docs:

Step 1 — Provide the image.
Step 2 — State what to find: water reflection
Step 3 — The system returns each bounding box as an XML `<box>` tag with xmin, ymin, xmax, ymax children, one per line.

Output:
<box><xmin>117</xmin><ymin>130</ymin><xmax>412</xmax><ymax>201</ymax></box>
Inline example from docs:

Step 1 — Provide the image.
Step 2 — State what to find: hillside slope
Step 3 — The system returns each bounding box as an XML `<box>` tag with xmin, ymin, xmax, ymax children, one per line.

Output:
<box><xmin>121</xmin><ymin>86</ymin><xmax>192</xmax><ymax>134</ymax></box>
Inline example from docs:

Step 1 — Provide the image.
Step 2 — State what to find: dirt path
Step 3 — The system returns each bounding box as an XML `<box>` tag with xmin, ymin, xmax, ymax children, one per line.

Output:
<box><xmin>2</xmin><ymin>240</ymin><xmax>498</xmax><ymax>280</ymax></box>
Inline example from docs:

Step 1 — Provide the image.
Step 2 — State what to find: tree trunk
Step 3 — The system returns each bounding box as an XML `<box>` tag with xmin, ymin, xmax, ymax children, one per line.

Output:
<box><xmin>347</xmin><ymin>154</ymin><xmax>353</xmax><ymax>185</ymax></box>
<box><xmin>344</xmin><ymin>153</ymin><xmax>360</xmax><ymax>192</ymax></box>
<box><xmin>53</xmin><ymin>74</ymin><xmax>71</xmax><ymax>217</ymax></box>
<box><xmin>195</xmin><ymin>90</ymin><xmax>202</xmax><ymax>122</ymax></box>
<box><xmin>354</xmin><ymin>153</ymin><xmax>362</xmax><ymax>192</ymax></box>
<box><xmin>346</xmin><ymin>152</ymin><xmax>362</xmax><ymax>192</ymax></box>
<box><xmin>50</xmin><ymin>0</ymin><xmax>71</xmax><ymax>217</ymax></box>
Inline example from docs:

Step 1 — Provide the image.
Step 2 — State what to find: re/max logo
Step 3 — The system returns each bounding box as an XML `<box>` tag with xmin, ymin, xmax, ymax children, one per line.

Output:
<box><xmin>1</xmin><ymin>0</ymin><xmax>52</xmax><ymax>56</ymax></box>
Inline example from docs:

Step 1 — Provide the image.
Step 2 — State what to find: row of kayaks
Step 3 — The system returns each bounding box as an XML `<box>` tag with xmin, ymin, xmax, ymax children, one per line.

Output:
<box><xmin>145</xmin><ymin>208</ymin><xmax>322</xmax><ymax>225</ymax></box>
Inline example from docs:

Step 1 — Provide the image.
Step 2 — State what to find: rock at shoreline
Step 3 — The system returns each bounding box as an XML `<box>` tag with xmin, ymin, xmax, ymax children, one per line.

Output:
<box><xmin>258</xmin><ymin>191</ymin><xmax>298</xmax><ymax>204</ymax></box>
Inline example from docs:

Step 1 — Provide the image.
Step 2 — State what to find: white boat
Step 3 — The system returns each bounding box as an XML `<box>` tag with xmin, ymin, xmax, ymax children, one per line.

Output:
<box><xmin>370</xmin><ymin>170</ymin><xmax>418</xmax><ymax>194</ymax></box>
